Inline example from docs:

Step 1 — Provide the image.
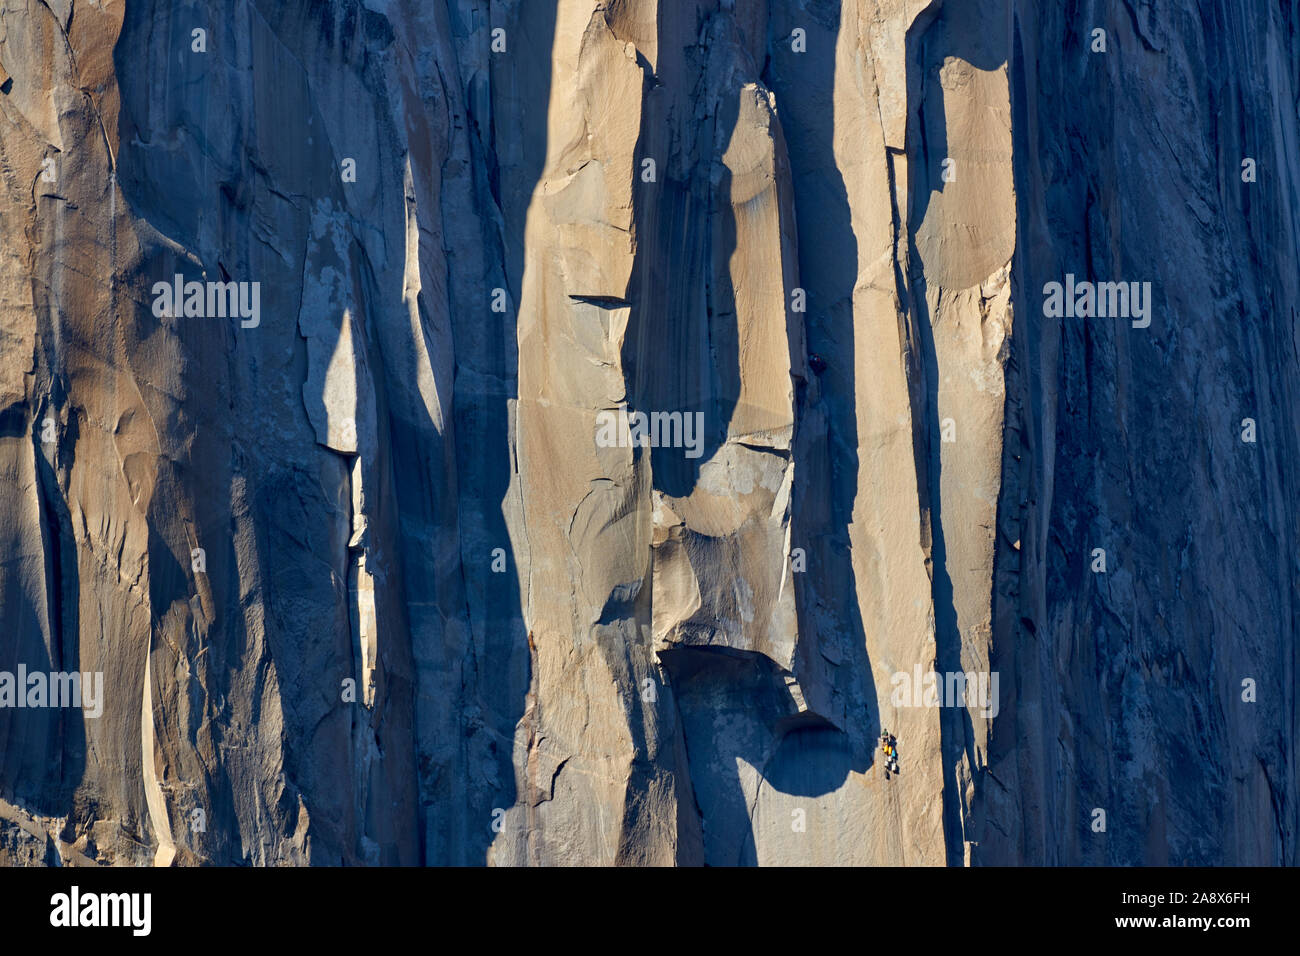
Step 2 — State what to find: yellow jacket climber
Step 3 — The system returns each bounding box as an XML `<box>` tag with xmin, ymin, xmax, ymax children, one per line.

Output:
<box><xmin>880</xmin><ymin>729</ymin><xmax>900</xmax><ymax>778</ymax></box>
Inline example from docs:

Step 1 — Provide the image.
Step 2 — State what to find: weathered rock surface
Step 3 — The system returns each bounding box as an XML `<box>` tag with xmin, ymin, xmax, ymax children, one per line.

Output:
<box><xmin>0</xmin><ymin>0</ymin><xmax>1295</xmax><ymax>865</ymax></box>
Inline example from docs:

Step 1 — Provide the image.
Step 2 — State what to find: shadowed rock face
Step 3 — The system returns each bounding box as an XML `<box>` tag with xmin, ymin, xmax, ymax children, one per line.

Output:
<box><xmin>0</xmin><ymin>0</ymin><xmax>1294</xmax><ymax>866</ymax></box>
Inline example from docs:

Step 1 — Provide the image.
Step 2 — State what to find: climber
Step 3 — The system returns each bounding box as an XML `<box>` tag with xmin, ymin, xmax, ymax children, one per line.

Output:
<box><xmin>808</xmin><ymin>352</ymin><xmax>827</xmax><ymax>374</ymax></box>
<box><xmin>880</xmin><ymin>729</ymin><xmax>900</xmax><ymax>779</ymax></box>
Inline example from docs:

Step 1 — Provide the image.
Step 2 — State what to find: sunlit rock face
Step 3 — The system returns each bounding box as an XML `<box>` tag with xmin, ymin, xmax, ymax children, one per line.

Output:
<box><xmin>0</xmin><ymin>0</ymin><xmax>1294</xmax><ymax>866</ymax></box>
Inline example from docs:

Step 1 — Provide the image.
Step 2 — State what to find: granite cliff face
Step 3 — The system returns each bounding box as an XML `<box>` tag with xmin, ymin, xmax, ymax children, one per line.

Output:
<box><xmin>0</xmin><ymin>0</ymin><xmax>1295</xmax><ymax>866</ymax></box>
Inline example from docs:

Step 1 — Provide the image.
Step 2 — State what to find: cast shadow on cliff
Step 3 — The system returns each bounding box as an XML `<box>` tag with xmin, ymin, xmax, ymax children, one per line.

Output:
<box><xmin>604</xmin><ymin>3</ymin><xmax>747</xmax><ymax>864</ymax></box>
<box><xmin>111</xmin><ymin>0</ymin><xmax>528</xmax><ymax>864</ymax></box>
<box><xmin>620</xmin><ymin>16</ymin><xmax>739</xmax><ymax>497</ymax></box>
<box><xmin>476</xmin><ymin>0</ymin><xmax>559</xmax><ymax>866</ymax></box>
<box><xmin>641</xmin><ymin>1</ymin><xmax>881</xmax><ymax>865</ymax></box>
<box><xmin>0</xmin><ymin>439</ymin><xmax>87</xmax><ymax>825</ymax></box>
<box><xmin>905</xmin><ymin>0</ymin><xmax>1009</xmax><ymax>865</ymax></box>
<box><xmin>764</xmin><ymin>0</ymin><xmax>883</xmax><ymax>796</ymax></box>
<box><xmin>662</xmin><ymin>647</ymin><xmax>865</xmax><ymax>865</ymax></box>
